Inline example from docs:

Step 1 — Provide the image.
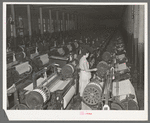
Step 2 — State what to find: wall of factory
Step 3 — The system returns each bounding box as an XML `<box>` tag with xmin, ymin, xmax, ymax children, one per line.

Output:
<box><xmin>121</xmin><ymin>5</ymin><xmax>145</xmax><ymax>88</ymax></box>
<box><xmin>121</xmin><ymin>5</ymin><xmax>134</xmax><ymax>63</ymax></box>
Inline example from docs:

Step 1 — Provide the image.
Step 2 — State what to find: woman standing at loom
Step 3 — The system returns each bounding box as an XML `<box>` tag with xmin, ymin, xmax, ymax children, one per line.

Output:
<box><xmin>79</xmin><ymin>48</ymin><xmax>97</xmax><ymax>97</ymax></box>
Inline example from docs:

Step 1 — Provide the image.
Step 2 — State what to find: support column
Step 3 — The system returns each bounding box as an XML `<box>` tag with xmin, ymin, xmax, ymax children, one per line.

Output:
<box><xmin>80</xmin><ymin>16</ymin><xmax>82</xmax><ymax>30</ymax></box>
<box><xmin>62</xmin><ymin>12</ymin><xmax>65</xmax><ymax>32</ymax></box>
<box><xmin>56</xmin><ymin>11</ymin><xmax>59</xmax><ymax>32</ymax></box>
<box><xmin>39</xmin><ymin>7</ymin><xmax>43</xmax><ymax>35</ymax></box>
<box><xmin>85</xmin><ymin>17</ymin><xmax>87</xmax><ymax>30</ymax></box>
<box><xmin>133</xmin><ymin>5</ymin><xmax>139</xmax><ymax>68</ymax></box>
<box><xmin>78</xmin><ymin>15</ymin><xmax>80</xmax><ymax>30</ymax></box>
<box><xmin>131</xmin><ymin>5</ymin><xmax>134</xmax><ymax>64</ymax></box>
<box><xmin>79</xmin><ymin>16</ymin><xmax>81</xmax><ymax>30</ymax></box>
<box><xmin>67</xmin><ymin>13</ymin><xmax>69</xmax><ymax>31</ymax></box>
<box><xmin>73</xmin><ymin>15</ymin><xmax>74</xmax><ymax>30</ymax></box>
<box><xmin>71</xmin><ymin>14</ymin><xmax>73</xmax><ymax>30</ymax></box>
<box><xmin>78</xmin><ymin>16</ymin><xmax>80</xmax><ymax>30</ymax></box>
<box><xmin>75</xmin><ymin>15</ymin><xmax>77</xmax><ymax>30</ymax></box>
<box><xmin>11</xmin><ymin>5</ymin><xmax>16</xmax><ymax>51</ymax></box>
<box><xmin>138</xmin><ymin>5</ymin><xmax>144</xmax><ymax>89</ymax></box>
<box><xmin>65</xmin><ymin>14</ymin><xmax>68</xmax><ymax>31</ymax></box>
<box><xmin>60</xmin><ymin>12</ymin><xmax>62</xmax><ymax>32</ymax></box>
<box><xmin>27</xmin><ymin>5</ymin><xmax>32</xmax><ymax>38</ymax></box>
<box><xmin>127</xmin><ymin>6</ymin><xmax>133</xmax><ymax>63</ymax></box>
<box><xmin>83</xmin><ymin>16</ymin><xmax>85</xmax><ymax>30</ymax></box>
<box><xmin>81</xmin><ymin>16</ymin><xmax>83</xmax><ymax>30</ymax></box>
<box><xmin>77</xmin><ymin>15</ymin><xmax>79</xmax><ymax>30</ymax></box>
<box><xmin>49</xmin><ymin>9</ymin><xmax>52</xmax><ymax>33</ymax></box>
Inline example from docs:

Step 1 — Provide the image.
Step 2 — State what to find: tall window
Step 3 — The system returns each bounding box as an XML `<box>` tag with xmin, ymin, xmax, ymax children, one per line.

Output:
<box><xmin>48</xmin><ymin>19</ymin><xmax>50</xmax><ymax>32</ymax></box>
<box><xmin>51</xmin><ymin>19</ymin><xmax>54</xmax><ymax>33</ymax></box>
<box><xmin>43</xmin><ymin>19</ymin><xmax>46</xmax><ymax>32</ymax></box>
<box><xmin>9</xmin><ymin>15</ymin><xmax>13</xmax><ymax>37</ymax></box>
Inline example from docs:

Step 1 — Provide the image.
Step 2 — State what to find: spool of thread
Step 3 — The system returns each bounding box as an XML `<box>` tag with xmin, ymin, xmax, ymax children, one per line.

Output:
<box><xmin>35</xmin><ymin>46</ymin><xmax>38</xmax><ymax>53</ymax></box>
<box><xmin>13</xmin><ymin>53</ymin><xmax>16</xmax><ymax>62</ymax></box>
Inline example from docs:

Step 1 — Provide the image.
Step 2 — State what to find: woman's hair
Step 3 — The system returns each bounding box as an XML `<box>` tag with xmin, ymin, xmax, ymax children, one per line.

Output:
<box><xmin>81</xmin><ymin>48</ymin><xmax>89</xmax><ymax>55</ymax></box>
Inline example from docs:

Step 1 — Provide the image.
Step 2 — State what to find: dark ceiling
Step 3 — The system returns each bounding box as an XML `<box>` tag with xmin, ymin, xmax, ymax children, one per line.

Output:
<box><xmin>8</xmin><ymin>4</ymin><xmax>126</xmax><ymax>20</ymax></box>
<box><xmin>32</xmin><ymin>5</ymin><xmax>126</xmax><ymax>20</ymax></box>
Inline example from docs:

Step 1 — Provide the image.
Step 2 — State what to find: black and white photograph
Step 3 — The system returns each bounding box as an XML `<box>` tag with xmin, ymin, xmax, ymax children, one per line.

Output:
<box><xmin>3</xmin><ymin>2</ymin><xmax>148</xmax><ymax>121</ymax></box>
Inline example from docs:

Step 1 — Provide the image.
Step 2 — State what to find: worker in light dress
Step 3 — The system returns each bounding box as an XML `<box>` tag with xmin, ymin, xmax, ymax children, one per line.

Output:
<box><xmin>79</xmin><ymin>48</ymin><xmax>97</xmax><ymax>97</ymax></box>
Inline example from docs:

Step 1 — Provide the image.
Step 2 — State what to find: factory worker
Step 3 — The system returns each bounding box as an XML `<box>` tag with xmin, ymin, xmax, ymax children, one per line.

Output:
<box><xmin>79</xmin><ymin>48</ymin><xmax>97</xmax><ymax>97</ymax></box>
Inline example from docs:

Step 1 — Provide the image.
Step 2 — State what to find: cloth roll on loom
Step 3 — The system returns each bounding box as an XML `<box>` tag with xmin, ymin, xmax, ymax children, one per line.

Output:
<box><xmin>15</xmin><ymin>61</ymin><xmax>32</xmax><ymax>75</ymax></box>
<box><xmin>115</xmin><ymin>63</ymin><xmax>129</xmax><ymax>72</ymax></box>
<box><xmin>39</xmin><ymin>54</ymin><xmax>49</xmax><ymax>65</ymax></box>
<box><xmin>112</xmin><ymin>79</ymin><xmax>139</xmax><ymax>110</ymax></box>
<box><xmin>33</xmin><ymin>54</ymin><xmax>49</xmax><ymax>67</ymax></box>
<box><xmin>30</xmin><ymin>52</ymin><xmax>39</xmax><ymax>59</ymax></box>
<box><xmin>48</xmin><ymin>78</ymin><xmax>75</xmax><ymax>109</ymax></box>
<box><xmin>63</xmin><ymin>85</ymin><xmax>75</xmax><ymax>109</ymax></box>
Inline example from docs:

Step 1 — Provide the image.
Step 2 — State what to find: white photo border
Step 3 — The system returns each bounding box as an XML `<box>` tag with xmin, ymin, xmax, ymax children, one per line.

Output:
<box><xmin>3</xmin><ymin>2</ymin><xmax>148</xmax><ymax>121</ymax></box>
